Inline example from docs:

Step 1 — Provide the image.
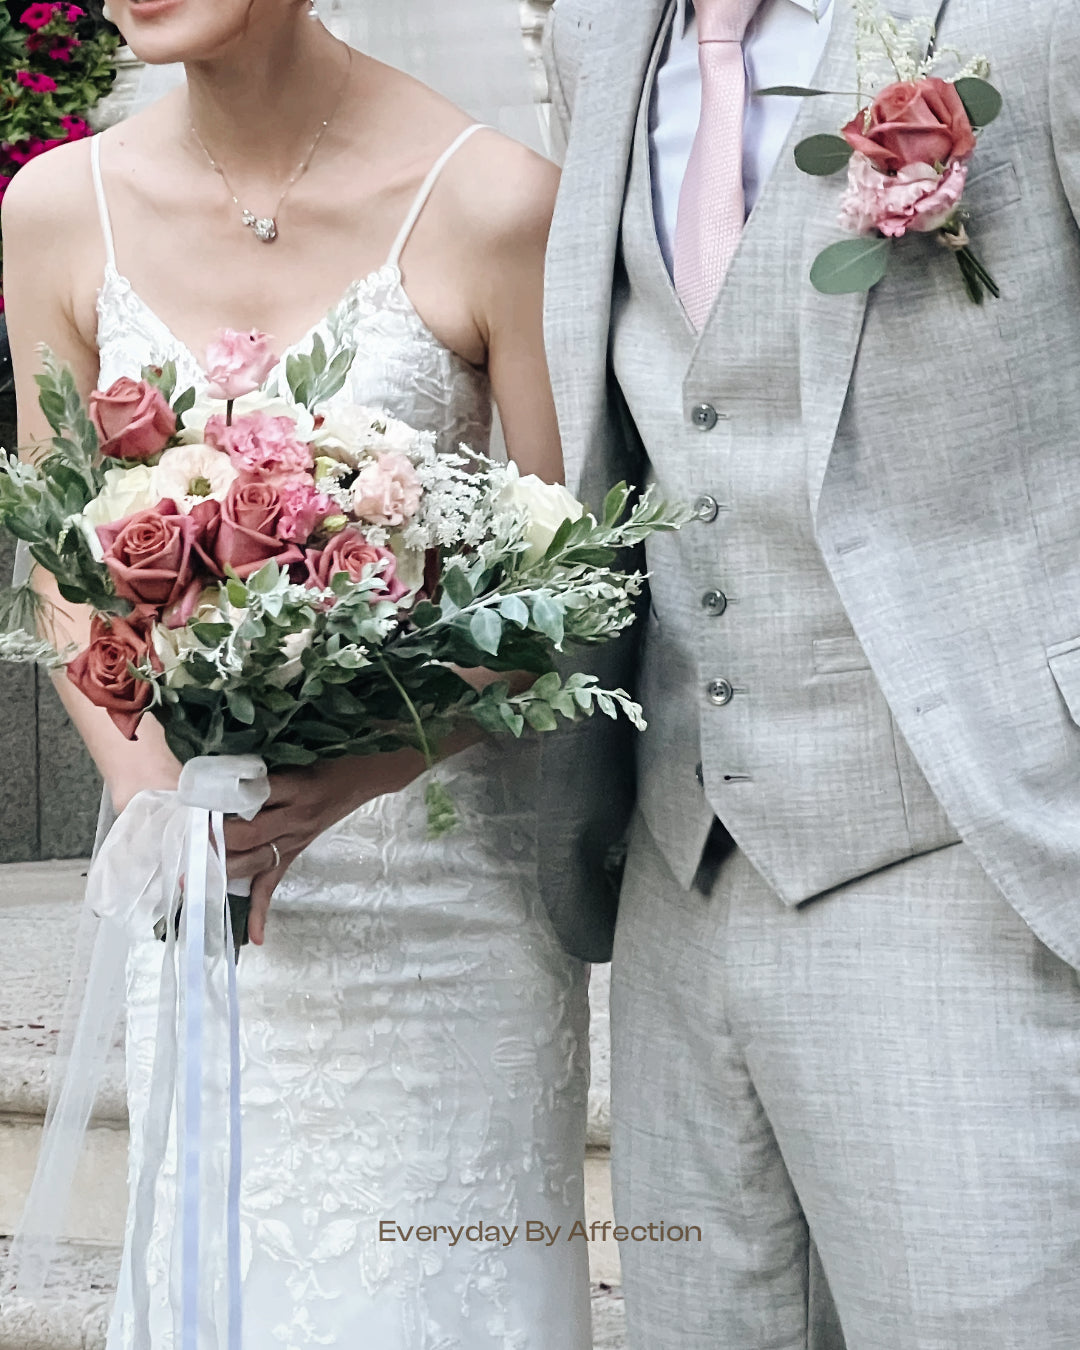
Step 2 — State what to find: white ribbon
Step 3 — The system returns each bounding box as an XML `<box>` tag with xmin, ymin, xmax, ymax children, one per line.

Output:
<box><xmin>89</xmin><ymin>755</ymin><xmax>269</xmax><ymax>1350</ymax></box>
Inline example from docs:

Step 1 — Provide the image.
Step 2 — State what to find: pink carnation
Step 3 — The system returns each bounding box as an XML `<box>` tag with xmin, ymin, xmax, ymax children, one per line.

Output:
<box><xmin>277</xmin><ymin>481</ymin><xmax>335</xmax><ymax>543</ymax></box>
<box><xmin>838</xmin><ymin>153</ymin><xmax>969</xmax><ymax>240</ymax></box>
<box><xmin>205</xmin><ymin>411</ymin><xmax>315</xmax><ymax>481</ymax></box>
<box><xmin>16</xmin><ymin>70</ymin><xmax>58</xmax><ymax>93</ymax></box>
<box><xmin>19</xmin><ymin>3</ymin><xmax>56</xmax><ymax>31</ymax></box>
<box><xmin>351</xmin><ymin>452</ymin><xmax>422</xmax><ymax>527</ymax></box>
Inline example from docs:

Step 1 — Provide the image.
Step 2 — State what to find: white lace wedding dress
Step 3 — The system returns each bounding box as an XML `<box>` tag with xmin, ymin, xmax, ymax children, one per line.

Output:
<box><xmin>88</xmin><ymin>129</ymin><xmax>593</xmax><ymax>1350</ymax></box>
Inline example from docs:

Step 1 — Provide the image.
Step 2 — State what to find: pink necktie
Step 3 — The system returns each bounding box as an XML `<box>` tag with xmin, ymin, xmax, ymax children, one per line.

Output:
<box><xmin>673</xmin><ymin>0</ymin><xmax>761</xmax><ymax>330</ymax></box>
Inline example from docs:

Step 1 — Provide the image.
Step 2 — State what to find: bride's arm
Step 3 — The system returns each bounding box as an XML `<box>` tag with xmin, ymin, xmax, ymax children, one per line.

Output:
<box><xmin>3</xmin><ymin>145</ymin><xmax>182</xmax><ymax>812</ymax></box>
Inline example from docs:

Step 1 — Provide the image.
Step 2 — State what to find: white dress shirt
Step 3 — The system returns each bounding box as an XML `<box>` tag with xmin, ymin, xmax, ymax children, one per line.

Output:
<box><xmin>650</xmin><ymin>0</ymin><xmax>834</xmax><ymax>275</ymax></box>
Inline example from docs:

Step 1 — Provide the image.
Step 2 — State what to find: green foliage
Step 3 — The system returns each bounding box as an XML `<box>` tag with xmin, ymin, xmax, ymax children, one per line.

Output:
<box><xmin>794</xmin><ymin>133</ymin><xmax>855</xmax><ymax>176</ymax></box>
<box><xmin>810</xmin><ymin>236</ymin><xmax>891</xmax><ymax>294</ymax></box>
<box><xmin>284</xmin><ymin>332</ymin><xmax>356</xmax><ymax>408</ymax></box>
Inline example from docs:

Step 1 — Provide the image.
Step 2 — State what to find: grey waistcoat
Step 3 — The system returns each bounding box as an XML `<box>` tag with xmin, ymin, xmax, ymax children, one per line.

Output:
<box><xmin>609</xmin><ymin>13</ymin><xmax>958</xmax><ymax>899</ymax></box>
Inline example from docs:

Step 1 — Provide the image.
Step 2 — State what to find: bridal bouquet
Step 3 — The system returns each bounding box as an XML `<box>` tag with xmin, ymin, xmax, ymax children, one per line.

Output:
<box><xmin>0</xmin><ymin>328</ymin><xmax>685</xmax><ymax>836</ymax></box>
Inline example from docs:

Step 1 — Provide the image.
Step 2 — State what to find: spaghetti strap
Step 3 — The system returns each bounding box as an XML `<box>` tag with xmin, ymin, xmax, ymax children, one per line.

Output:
<box><xmin>386</xmin><ymin>124</ymin><xmax>487</xmax><ymax>269</ymax></box>
<box><xmin>90</xmin><ymin>135</ymin><xmax>117</xmax><ymax>272</ymax></box>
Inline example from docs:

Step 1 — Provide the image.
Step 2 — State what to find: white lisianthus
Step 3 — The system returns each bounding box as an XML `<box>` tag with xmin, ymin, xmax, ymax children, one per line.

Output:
<box><xmin>151</xmin><ymin>589</ymin><xmax>227</xmax><ymax>689</ymax></box>
<box><xmin>179</xmin><ymin>390</ymin><xmax>316</xmax><ymax>443</ymax></box>
<box><xmin>267</xmin><ymin>627</ymin><xmax>314</xmax><ymax>688</ymax></box>
<box><xmin>152</xmin><ymin>444</ymin><xmax>238</xmax><ymax>512</ymax></box>
<box><xmin>312</xmin><ymin>405</ymin><xmax>425</xmax><ymax>464</ymax></box>
<box><xmin>82</xmin><ymin>464</ymin><xmax>160</xmax><ymax>529</ymax></box>
<box><xmin>496</xmin><ymin>462</ymin><xmax>587</xmax><ymax>566</ymax></box>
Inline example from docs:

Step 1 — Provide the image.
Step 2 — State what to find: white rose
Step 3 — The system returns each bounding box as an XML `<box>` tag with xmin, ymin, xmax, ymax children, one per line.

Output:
<box><xmin>151</xmin><ymin>444</ymin><xmax>237</xmax><ymax>513</ymax></box>
<box><xmin>497</xmin><ymin>462</ymin><xmax>586</xmax><ymax>567</ymax></box>
<box><xmin>267</xmin><ymin>628</ymin><xmax>314</xmax><ymax>689</ymax></box>
<box><xmin>82</xmin><ymin>464</ymin><xmax>160</xmax><ymax>529</ymax></box>
<box><xmin>180</xmin><ymin>390</ymin><xmax>315</xmax><ymax>443</ymax></box>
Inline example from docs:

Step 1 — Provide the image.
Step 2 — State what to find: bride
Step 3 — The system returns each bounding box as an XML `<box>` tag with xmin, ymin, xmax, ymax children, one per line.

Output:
<box><xmin>3</xmin><ymin>1</ymin><xmax>594</xmax><ymax>1346</ymax></box>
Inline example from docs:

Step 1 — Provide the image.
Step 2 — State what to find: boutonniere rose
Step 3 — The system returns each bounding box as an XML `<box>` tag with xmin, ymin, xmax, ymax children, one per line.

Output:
<box><xmin>760</xmin><ymin>1</ymin><xmax>1002</xmax><ymax>302</ymax></box>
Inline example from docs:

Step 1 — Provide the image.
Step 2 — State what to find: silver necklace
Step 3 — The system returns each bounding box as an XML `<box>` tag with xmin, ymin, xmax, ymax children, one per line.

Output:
<box><xmin>190</xmin><ymin>52</ymin><xmax>351</xmax><ymax>244</ymax></box>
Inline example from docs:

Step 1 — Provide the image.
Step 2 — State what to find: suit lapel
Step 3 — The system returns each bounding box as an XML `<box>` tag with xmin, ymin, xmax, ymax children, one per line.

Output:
<box><xmin>545</xmin><ymin>0</ymin><xmax>669</xmax><ymax>490</ymax></box>
<box><xmin>802</xmin><ymin>0</ymin><xmax>943</xmax><ymax>516</ymax></box>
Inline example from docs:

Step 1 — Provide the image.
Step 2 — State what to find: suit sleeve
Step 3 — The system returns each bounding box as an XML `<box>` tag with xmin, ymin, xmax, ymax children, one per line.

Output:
<box><xmin>542</xmin><ymin>3</ymin><xmax>573</xmax><ymax>163</ymax></box>
<box><xmin>1050</xmin><ymin>0</ymin><xmax>1080</xmax><ymax>229</ymax></box>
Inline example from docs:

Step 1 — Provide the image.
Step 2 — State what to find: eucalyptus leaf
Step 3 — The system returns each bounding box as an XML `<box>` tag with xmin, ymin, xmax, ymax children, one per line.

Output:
<box><xmin>794</xmin><ymin>133</ymin><xmax>854</xmax><ymax>176</ymax></box>
<box><xmin>954</xmin><ymin>77</ymin><xmax>1002</xmax><ymax>129</ymax></box>
<box><xmin>498</xmin><ymin>594</ymin><xmax>530</xmax><ymax>627</ymax></box>
<box><xmin>523</xmin><ymin>701</ymin><xmax>559</xmax><ymax>733</ymax></box>
<box><xmin>530</xmin><ymin>593</ymin><xmax>565</xmax><ymax>646</ymax></box>
<box><xmin>810</xmin><ymin>237</ymin><xmax>891</xmax><ymax>294</ymax></box>
<box><xmin>756</xmin><ymin>85</ymin><xmax>834</xmax><ymax>98</ymax></box>
<box><xmin>470</xmin><ymin>607</ymin><xmax>503</xmax><ymax>656</ymax></box>
<box><xmin>442</xmin><ymin>566</ymin><xmax>473</xmax><ymax>609</ymax></box>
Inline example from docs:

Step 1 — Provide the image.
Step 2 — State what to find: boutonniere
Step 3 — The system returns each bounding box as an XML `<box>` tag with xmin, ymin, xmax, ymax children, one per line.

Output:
<box><xmin>760</xmin><ymin>0</ymin><xmax>1002</xmax><ymax>303</ymax></box>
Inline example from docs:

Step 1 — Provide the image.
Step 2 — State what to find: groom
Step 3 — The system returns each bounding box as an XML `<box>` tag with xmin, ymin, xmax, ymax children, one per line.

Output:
<box><xmin>543</xmin><ymin>0</ymin><xmax>1080</xmax><ymax>1346</ymax></box>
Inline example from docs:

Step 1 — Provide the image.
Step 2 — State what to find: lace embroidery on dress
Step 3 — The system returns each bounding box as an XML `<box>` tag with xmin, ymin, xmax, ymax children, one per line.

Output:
<box><xmin>89</xmin><ymin>129</ymin><xmax>590</xmax><ymax>1350</ymax></box>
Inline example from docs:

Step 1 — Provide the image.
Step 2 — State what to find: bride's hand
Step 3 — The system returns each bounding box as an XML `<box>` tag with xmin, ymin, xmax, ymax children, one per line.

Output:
<box><xmin>224</xmin><ymin>748</ymin><xmax>425</xmax><ymax>945</ymax></box>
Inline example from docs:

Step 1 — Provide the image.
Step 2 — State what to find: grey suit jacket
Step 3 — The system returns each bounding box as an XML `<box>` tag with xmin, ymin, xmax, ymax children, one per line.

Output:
<box><xmin>544</xmin><ymin>0</ymin><xmax>1080</xmax><ymax>971</ymax></box>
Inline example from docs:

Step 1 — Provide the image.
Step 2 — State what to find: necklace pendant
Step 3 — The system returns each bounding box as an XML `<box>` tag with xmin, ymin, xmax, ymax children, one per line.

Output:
<box><xmin>241</xmin><ymin>209</ymin><xmax>277</xmax><ymax>243</ymax></box>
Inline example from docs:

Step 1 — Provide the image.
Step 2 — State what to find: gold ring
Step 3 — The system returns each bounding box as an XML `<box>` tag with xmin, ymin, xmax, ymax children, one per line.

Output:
<box><xmin>269</xmin><ymin>840</ymin><xmax>282</xmax><ymax>870</ymax></box>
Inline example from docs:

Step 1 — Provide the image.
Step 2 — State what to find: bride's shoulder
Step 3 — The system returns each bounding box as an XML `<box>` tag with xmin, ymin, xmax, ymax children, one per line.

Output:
<box><xmin>1</xmin><ymin>134</ymin><xmax>96</xmax><ymax>246</ymax></box>
<box><xmin>444</xmin><ymin>128</ymin><xmax>560</xmax><ymax>256</ymax></box>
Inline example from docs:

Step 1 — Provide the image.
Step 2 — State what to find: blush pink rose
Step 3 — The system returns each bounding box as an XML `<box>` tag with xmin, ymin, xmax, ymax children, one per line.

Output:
<box><xmin>304</xmin><ymin>528</ymin><xmax>407</xmax><ymax>602</ymax></box>
<box><xmin>204</xmin><ymin>329</ymin><xmax>278</xmax><ymax>400</ymax></box>
<box><xmin>351</xmin><ymin>452</ymin><xmax>422</xmax><ymax>527</ymax></box>
<box><xmin>842</xmin><ymin>78</ymin><xmax>976</xmax><ymax>176</ymax></box>
<box><xmin>839</xmin><ymin>153</ymin><xmax>969</xmax><ymax>238</ymax></box>
<box><xmin>205</xmin><ymin>411</ymin><xmax>314</xmax><ymax>481</ymax></box>
<box><xmin>89</xmin><ymin>377</ymin><xmax>176</xmax><ymax>461</ymax></box>
<box><xmin>66</xmin><ymin>612</ymin><xmax>160</xmax><ymax>740</ymax></box>
<box><xmin>277</xmin><ymin>481</ymin><xmax>335</xmax><ymax>543</ymax></box>
<box><xmin>97</xmin><ymin>498</ymin><xmax>217</xmax><ymax>622</ymax></box>
<box><xmin>214</xmin><ymin>480</ymin><xmax>304</xmax><ymax>579</ymax></box>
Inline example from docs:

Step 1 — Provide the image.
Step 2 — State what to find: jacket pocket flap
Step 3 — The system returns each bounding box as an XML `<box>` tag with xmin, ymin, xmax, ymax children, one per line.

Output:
<box><xmin>812</xmin><ymin>634</ymin><xmax>871</xmax><ymax>675</ymax></box>
<box><xmin>1047</xmin><ymin>637</ymin><xmax>1080</xmax><ymax>724</ymax></box>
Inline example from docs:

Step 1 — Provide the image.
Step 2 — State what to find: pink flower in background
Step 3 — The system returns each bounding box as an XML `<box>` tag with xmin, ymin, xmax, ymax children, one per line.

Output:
<box><xmin>277</xmin><ymin>481</ymin><xmax>335</xmax><ymax>543</ymax></box>
<box><xmin>206</xmin><ymin>411</ymin><xmax>314</xmax><ymax>481</ymax></box>
<box><xmin>204</xmin><ymin>329</ymin><xmax>278</xmax><ymax>400</ymax></box>
<box><xmin>47</xmin><ymin>38</ymin><xmax>80</xmax><ymax>60</ymax></box>
<box><xmin>19</xmin><ymin>3</ymin><xmax>57</xmax><ymax>30</ymax></box>
<box><xmin>838</xmin><ymin>154</ymin><xmax>969</xmax><ymax>239</ymax></box>
<box><xmin>59</xmin><ymin>115</ymin><xmax>91</xmax><ymax>140</ymax></box>
<box><xmin>305</xmin><ymin>528</ymin><xmax>407</xmax><ymax>601</ymax></box>
<box><xmin>16</xmin><ymin>70</ymin><xmax>58</xmax><ymax>93</ymax></box>
<box><xmin>65</xmin><ymin>4</ymin><xmax>85</xmax><ymax>17</ymax></box>
<box><xmin>351</xmin><ymin>452</ymin><xmax>422</xmax><ymax>527</ymax></box>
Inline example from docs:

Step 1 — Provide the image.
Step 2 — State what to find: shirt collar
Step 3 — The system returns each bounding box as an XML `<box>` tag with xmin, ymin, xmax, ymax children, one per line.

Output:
<box><xmin>675</xmin><ymin>0</ymin><xmax>833</xmax><ymax>37</ymax></box>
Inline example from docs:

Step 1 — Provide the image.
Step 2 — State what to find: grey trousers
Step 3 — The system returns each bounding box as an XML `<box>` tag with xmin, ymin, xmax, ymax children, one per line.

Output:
<box><xmin>610</xmin><ymin>817</ymin><xmax>1080</xmax><ymax>1350</ymax></box>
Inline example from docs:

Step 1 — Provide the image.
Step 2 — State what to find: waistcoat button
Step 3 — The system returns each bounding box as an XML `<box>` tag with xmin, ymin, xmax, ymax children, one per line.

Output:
<box><xmin>701</xmin><ymin>589</ymin><xmax>728</xmax><ymax>616</ymax></box>
<box><xmin>693</xmin><ymin>494</ymin><xmax>720</xmax><ymax>522</ymax></box>
<box><xmin>706</xmin><ymin>678</ymin><xmax>734</xmax><ymax>706</ymax></box>
<box><xmin>691</xmin><ymin>403</ymin><xmax>719</xmax><ymax>431</ymax></box>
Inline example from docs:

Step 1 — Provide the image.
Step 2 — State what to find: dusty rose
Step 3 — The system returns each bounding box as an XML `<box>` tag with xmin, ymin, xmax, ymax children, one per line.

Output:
<box><xmin>214</xmin><ymin>480</ymin><xmax>304</xmax><ymax>579</ymax></box>
<box><xmin>90</xmin><ymin>377</ymin><xmax>176</xmax><ymax>461</ymax></box>
<box><xmin>304</xmin><ymin>528</ymin><xmax>407</xmax><ymax>601</ymax></box>
<box><xmin>277</xmin><ymin>481</ymin><xmax>335</xmax><ymax>543</ymax></box>
<box><xmin>97</xmin><ymin>498</ymin><xmax>217</xmax><ymax>622</ymax></box>
<box><xmin>838</xmin><ymin>153</ymin><xmax>969</xmax><ymax>238</ymax></box>
<box><xmin>842</xmin><ymin>78</ymin><xmax>976</xmax><ymax>176</ymax></box>
<box><xmin>66</xmin><ymin>612</ymin><xmax>160</xmax><ymax>740</ymax></box>
<box><xmin>351</xmin><ymin>452</ymin><xmax>422</xmax><ymax>527</ymax></box>
<box><xmin>204</xmin><ymin>329</ymin><xmax>278</xmax><ymax>400</ymax></box>
<box><xmin>205</xmin><ymin>411</ymin><xmax>314</xmax><ymax>481</ymax></box>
